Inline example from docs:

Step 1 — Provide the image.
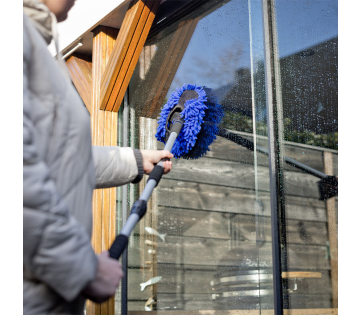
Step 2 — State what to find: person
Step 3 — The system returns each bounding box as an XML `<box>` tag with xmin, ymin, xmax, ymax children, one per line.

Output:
<box><xmin>23</xmin><ymin>0</ymin><xmax>173</xmax><ymax>314</ymax></box>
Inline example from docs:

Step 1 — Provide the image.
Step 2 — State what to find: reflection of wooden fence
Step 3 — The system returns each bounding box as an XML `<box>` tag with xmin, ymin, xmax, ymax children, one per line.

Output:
<box><xmin>128</xmin><ymin>129</ymin><xmax>337</xmax><ymax>311</ymax></box>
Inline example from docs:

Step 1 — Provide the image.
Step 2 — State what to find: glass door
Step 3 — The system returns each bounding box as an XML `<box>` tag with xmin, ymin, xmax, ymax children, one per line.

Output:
<box><xmin>124</xmin><ymin>0</ymin><xmax>275</xmax><ymax>313</ymax></box>
<box><xmin>263</xmin><ymin>0</ymin><xmax>338</xmax><ymax>312</ymax></box>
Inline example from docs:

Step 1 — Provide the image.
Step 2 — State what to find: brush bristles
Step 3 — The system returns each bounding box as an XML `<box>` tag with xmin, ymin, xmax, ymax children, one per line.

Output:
<box><xmin>156</xmin><ymin>84</ymin><xmax>224</xmax><ymax>159</ymax></box>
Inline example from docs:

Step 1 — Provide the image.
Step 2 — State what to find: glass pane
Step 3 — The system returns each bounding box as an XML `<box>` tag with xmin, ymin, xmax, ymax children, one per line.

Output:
<box><xmin>273</xmin><ymin>0</ymin><xmax>338</xmax><ymax>311</ymax></box>
<box><xmin>127</xmin><ymin>0</ymin><xmax>273</xmax><ymax>313</ymax></box>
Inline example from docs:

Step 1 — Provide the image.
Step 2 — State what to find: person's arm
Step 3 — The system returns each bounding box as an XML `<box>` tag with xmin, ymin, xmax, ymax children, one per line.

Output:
<box><xmin>92</xmin><ymin>147</ymin><xmax>173</xmax><ymax>189</ymax></box>
<box><xmin>92</xmin><ymin>146</ymin><xmax>143</xmax><ymax>188</ymax></box>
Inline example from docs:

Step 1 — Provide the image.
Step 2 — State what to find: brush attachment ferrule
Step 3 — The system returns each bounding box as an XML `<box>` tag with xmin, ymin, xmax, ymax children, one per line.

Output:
<box><xmin>130</xmin><ymin>199</ymin><xmax>147</xmax><ymax>219</ymax></box>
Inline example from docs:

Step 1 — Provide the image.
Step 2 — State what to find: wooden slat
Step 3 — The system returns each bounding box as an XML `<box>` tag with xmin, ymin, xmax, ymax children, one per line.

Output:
<box><xmin>282</xmin><ymin>272</ymin><xmax>322</xmax><ymax>279</ymax></box>
<box><xmin>104</xmin><ymin>0</ymin><xmax>148</xmax><ymax>111</ymax></box>
<box><xmin>156</xmin><ymin>206</ymin><xmax>329</xmax><ymax>245</ymax></box>
<box><xmin>100</xmin><ymin>0</ymin><xmax>144</xmax><ymax>105</ymax></box>
<box><xmin>152</xmin><ymin>237</ymin><xmax>329</xmax><ymax>270</ymax></box>
<box><xmin>66</xmin><ymin>55</ymin><xmax>92</xmax><ymax>112</ymax></box>
<box><xmin>112</xmin><ymin>0</ymin><xmax>160</xmax><ymax>112</ymax></box>
<box><xmin>87</xmin><ymin>25</ymin><xmax>118</xmax><ymax>315</ymax></box>
<box><xmin>164</xmin><ymin>157</ymin><xmax>324</xmax><ymax>199</ymax></box>
<box><xmin>127</xmin><ymin>268</ymin><xmax>329</xmax><ymax>298</ymax></box>
<box><xmin>323</xmin><ymin>152</ymin><xmax>338</xmax><ymax>308</ymax></box>
<box><xmin>157</xmin><ymin>180</ymin><xmax>328</xmax><ymax>222</ymax></box>
<box><xmin>100</xmin><ymin>0</ymin><xmax>159</xmax><ymax>112</ymax></box>
<box><xmin>157</xmin><ymin>132</ymin><xmax>337</xmax><ymax>179</ymax></box>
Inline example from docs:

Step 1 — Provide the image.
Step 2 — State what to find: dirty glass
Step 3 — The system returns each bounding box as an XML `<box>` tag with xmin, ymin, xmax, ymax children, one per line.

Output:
<box><xmin>272</xmin><ymin>0</ymin><xmax>338</xmax><ymax>311</ymax></box>
<box><xmin>122</xmin><ymin>0</ymin><xmax>274</xmax><ymax>313</ymax></box>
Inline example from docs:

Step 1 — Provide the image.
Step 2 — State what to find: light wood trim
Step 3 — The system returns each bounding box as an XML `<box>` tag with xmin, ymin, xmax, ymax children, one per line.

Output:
<box><xmin>323</xmin><ymin>151</ymin><xmax>338</xmax><ymax>308</ymax></box>
<box><xmin>128</xmin><ymin>309</ymin><xmax>338</xmax><ymax>315</ymax></box>
<box><xmin>100</xmin><ymin>0</ymin><xmax>159</xmax><ymax>112</ymax></box>
<box><xmin>87</xmin><ymin>25</ymin><xmax>118</xmax><ymax>315</ymax></box>
<box><xmin>282</xmin><ymin>271</ymin><xmax>322</xmax><ymax>279</ymax></box>
<box><xmin>112</xmin><ymin>0</ymin><xmax>160</xmax><ymax>113</ymax></box>
<box><xmin>100</xmin><ymin>0</ymin><xmax>145</xmax><ymax>111</ymax></box>
<box><xmin>66</xmin><ymin>55</ymin><xmax>92</xmax><ymax>112</ymax></box>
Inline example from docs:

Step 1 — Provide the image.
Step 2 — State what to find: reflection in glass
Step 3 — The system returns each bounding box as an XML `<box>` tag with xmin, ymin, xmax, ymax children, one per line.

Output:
<box><xmin>120</xmin><ymin>0</ymin><xmax>338</xmax><ymax>313</ymax></box>
<box><xmin>273</xmin><ymin>0</ymin><xmax>338</xmax><ymax>310</ymax></box>
<box><xmin>127</xmin><ymin>0</ymin><xmax>273</xmax><ymax>312</ymax></box>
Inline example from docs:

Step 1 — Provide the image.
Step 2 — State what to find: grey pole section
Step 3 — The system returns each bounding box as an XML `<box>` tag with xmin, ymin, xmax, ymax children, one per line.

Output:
<box><xmin>139</xmin><ymin>131</ymin><xmax>178</xmax><ymax>201</ymax></box>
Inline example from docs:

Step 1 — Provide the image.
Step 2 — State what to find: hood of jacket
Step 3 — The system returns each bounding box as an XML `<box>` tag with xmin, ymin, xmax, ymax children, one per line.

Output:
<box><xmin>23</xmin><ymin>0</ymin><xmax>55</xmax><ymax>45</ymax></box>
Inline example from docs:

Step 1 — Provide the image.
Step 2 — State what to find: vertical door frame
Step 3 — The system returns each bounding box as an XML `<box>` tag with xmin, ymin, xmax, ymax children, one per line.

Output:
<box><xmin>261</xmin><ymin>0</ymin><xmax>288</xmax><ymax>313</ymax></box>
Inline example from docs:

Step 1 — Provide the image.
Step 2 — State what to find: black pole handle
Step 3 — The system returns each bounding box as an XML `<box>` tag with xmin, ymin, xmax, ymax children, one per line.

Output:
<box><xmin>147</xmin><ymin>164</ymin><xmax>164</xmax><ymax>187</ymax></box>
<box><xmin>109</xmin><ymin>234</ymin><xmax>129</xmax><ymax>260</ymax></box>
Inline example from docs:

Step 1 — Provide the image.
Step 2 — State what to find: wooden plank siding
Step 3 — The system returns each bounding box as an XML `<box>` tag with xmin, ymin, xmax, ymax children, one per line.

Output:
<box><xmin>86</xmin><ymin>25</ymin><xmax>119</xmax><ymax>315</ymax></box>
<box><xmin>66</xmin><ymin>55</ymin><xmax>92</xmax><ymax>112</ymax></box>
<box><xmin>127</xmin><ymin>129</ymin><xmax>337</xmax><ymax>311</ymax></box>
<box><xmin>100</xmin><ymin>0</ymin><xmax>159</xmax><ymax>112</ymax></box>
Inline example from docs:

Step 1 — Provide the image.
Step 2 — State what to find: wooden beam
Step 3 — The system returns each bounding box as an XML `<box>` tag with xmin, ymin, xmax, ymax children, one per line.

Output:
<box><xmin>323</xmin><ymin>151</ymin><xmax>338</xmax><ymax>308</ymax></box>
<box><xmin>147</xmin><ymin>18</ymin><xmax>199</xmax><ymax>118</ymax></box>
<box><xmin>86</xmin><ymin>25</ymin><xmax>119</xmax><ymax>315</ymax></box>
<box><xmin>66</xmin><ymin>55</ymin><xmax>92</xmax><ymax>112</ymax></box>
<box><xmin>132</xmin><ymin>17</ymin><xmax>199</xmax><ymax>118</ymax></box>
<box><xmin>100</xmin><ymin>0</ymin><xmax>159</xmax><ymax>112</ymax></box>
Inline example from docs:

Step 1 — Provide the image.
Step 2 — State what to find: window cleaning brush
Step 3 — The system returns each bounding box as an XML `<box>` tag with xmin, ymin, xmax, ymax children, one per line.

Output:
<box><xmin>109</xmin><ymin>83</ymin><xmax>223</xmax><ymax>259</ymax></box>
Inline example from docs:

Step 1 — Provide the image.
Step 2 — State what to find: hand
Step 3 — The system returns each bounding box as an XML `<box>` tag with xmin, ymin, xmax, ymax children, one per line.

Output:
<box><xmin>140</xmin><ymin>150</ymin><xmax>174</xmax><ymax>175</ymax></box>
<box><xmin>82</xmin><ymin>251</ymin><xmax>124</xmax><ymax>303</ymax></box>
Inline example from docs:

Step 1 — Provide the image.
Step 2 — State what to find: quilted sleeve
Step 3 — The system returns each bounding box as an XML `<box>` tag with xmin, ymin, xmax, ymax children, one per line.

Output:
<box><xmin>92</xmin><ymin>146</ymin><xmax>144</xmax><ymax>189</ymax></box>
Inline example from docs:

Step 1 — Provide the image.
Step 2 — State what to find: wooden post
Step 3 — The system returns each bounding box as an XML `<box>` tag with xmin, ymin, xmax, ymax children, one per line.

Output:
<box><xmin>323</xmin><ymin>151</ymin><xmax>338</xmax><ymax>308</ymax></box>
<box><xmin>66</xmin><ymin>54</ymin><xmax>93</xmax><ymax>112</ymax></box>
<box><xmin>86</xmin><ymin>25</ymin><xmax>119</xmax><ymax>315</ymax></box>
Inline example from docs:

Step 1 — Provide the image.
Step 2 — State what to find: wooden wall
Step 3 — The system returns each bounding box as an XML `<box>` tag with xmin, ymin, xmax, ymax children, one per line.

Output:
<box><xmin>127</xmin><ymin>127</ymin><xmax>337</xmax><ymax>311</ymax></box>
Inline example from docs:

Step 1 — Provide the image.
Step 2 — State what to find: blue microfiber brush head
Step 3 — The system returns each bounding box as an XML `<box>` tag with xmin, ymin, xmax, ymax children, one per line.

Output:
<box><xmin>155</xmin><ymin>84</ymin><xmax>224</xmax><ymax>159</ymax></box>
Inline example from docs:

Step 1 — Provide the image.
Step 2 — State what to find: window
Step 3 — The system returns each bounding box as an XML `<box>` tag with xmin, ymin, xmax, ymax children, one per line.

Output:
<box><xmin>116</xmin><ymin>0</ymin><xmax>338</xmax><ymax>313</ymax></box>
